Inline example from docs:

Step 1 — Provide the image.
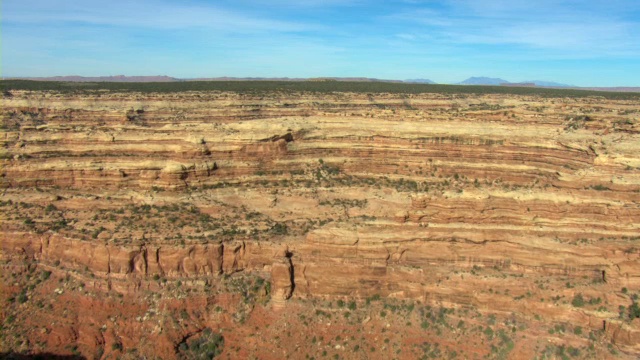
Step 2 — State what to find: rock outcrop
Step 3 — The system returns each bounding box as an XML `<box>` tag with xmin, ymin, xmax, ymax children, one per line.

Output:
<box><xmin>1</xmin><ymin>88</ymin><xmax>639</xmax><ymax>359</ymax></box>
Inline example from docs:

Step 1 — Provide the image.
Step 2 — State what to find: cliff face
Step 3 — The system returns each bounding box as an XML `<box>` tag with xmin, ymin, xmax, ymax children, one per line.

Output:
<box><xmin>1</xmin><ymin>89</ymin><xmax>640</xmax><ymax>359</ymax></box>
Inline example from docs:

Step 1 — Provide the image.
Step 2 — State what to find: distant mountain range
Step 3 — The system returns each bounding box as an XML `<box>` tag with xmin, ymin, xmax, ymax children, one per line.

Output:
<box><xmin>5</xmin><ymin>75</ymin><xmax>405</xmax><ymax>83</ymax></box>
<box><xmin>5</xmin><ymin>75</ymin><xmax>569</xmax><ymax>87</ymax></box>
<box><xmin>458</xmin><ymin>77</ymin><xmax>509</xmax><ymax>86</ymax></box>
<box><xmin>457</xmin><ymin>77</ymin><xmax>572</xmax><ymax>87</ymax></box>
<box><xmin>522</xmin><ymin>80</ymin><xmax>572</xmax><ymax>87</ymax></box>
<box><xmin>5</xmin><ymin>75</ymin><xmax>639</xmax><ymax>92</ymax></box>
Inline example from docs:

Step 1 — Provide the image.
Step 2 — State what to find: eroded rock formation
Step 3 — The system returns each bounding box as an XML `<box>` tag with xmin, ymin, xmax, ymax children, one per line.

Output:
<box><xmin>1</xmin><ymin>88</ymin><xmax>639</xmax><ymax>359</ymax></box>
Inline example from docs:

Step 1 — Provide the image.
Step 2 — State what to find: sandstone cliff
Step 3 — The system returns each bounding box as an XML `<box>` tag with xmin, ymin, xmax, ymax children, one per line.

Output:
<box><xmin>1</xmin><ymin>89</ymin><xmax>639</xmax><ymax>359</ymax></box>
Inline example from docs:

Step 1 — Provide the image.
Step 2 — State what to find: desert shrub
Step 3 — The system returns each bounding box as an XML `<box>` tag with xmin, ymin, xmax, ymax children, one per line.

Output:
<box><xmin>629</xmin><ymin>302</ymin><xmax>640</xmax><ymax>320</ymax></box>
<box><xmin>181</xmin><ymin>328</ymin><xmax>224</xmax><ymax>359</ymax></box>
<box><xmin>41</xmin><ymin>271</ymin><xmax>51</xmax><ymax>280</ymax></box>
<box><xmin>17</xmin><ymin>291</ymin><xmax>28</xmax><ymax>304</ymax></box>
<box><xmin>270</xmin><ymin>222</ymin><xmax>288</xmax><ymax>235</ymax></box>
<box><xmin>571</xmin><ymin>293</ymin><xmax>585</xmax><ymax>307</ymax></box>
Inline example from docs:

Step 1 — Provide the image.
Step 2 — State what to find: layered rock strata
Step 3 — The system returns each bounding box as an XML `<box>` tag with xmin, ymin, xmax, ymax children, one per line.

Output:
<box><xmin>1</xmin><ymin>89</ymin><xmax>639</xmax><ymax>358</ymax></box>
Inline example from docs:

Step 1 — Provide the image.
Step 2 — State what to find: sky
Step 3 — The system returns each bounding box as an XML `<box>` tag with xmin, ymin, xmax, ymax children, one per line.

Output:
<box><xmin>3</xmin><ymin>0</ymin><xmax>640</xmax><ymax>86</ymax></box>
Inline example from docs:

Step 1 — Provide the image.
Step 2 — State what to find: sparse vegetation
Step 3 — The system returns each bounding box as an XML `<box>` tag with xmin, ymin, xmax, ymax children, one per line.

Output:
<box><xmin>571</xmin><ymin>293</ymin><xmax>585</xmax><ymax>308</ymax></box>
<box><xmin>179</xmin><ymin>328</ymin><xmax>224</xmax><ymax>359</ymax></box>
<box><xmin>1</xmin><ymin>85</ymin><xmax>636</xmax><ymax>359</ymax></box>
<box><xmin>2</xmin><ymin>79</ymin><xmax>639</xmax><ymax>99</ymax></box>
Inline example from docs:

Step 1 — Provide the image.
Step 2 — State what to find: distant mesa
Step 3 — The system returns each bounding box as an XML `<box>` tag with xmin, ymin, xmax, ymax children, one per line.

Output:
<box><xmin>524</xmin><ymin>80</ymin><xmax>572</xmax><ymax>88</ymax></box>
<box><xmin>458</xmin><ymin>76</ymin><xmax>573</xmax><ymax>88</ymax></box>
<box><xmin>458</xmin><ymin>77</ymin><xmax>509</xmax><ymax>86</ymax></box>
<box><xmin>404</xmin><ymin>79</ymin><xmax>435</xmax><ymax>84</ymax></box>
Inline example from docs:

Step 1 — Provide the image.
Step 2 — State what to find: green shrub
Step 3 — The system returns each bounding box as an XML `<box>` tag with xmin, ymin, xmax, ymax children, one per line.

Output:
<box><xmin>571</xmin><ymin>293</ymin><xmax>585</xmax><ymax>307</ymax></box>
<box><xmin>17</xmin><ymin>292</ymin><xmax>28</xmax><ymax>304</ymax></box>
<box><xmin>180</xmin><ymin>329</ymin><xmax>224</xmax><ymax>359</ymax></box>
<box><xmin>270</xmin><ymin>222</ymin><xmax>288</xmax><ymax>235</ymax></box>
<box><xmin>629</xmin><ymin>302</ymin><xmax>640</xmax><ymax>320</ymax></box>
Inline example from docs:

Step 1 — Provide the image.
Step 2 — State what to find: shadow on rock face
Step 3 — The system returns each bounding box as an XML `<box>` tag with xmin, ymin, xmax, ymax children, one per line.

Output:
<box><xmin>0</xmin><ymin>353</ymin><xmax>86</xmax><ymax>360</ymax></box>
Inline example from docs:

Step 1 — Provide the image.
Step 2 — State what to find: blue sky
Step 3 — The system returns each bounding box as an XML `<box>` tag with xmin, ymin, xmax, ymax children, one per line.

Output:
<box><xmin>3</xmin><ymin>0</ymin><xmax>640</xmax><ymax>86</ymax></box>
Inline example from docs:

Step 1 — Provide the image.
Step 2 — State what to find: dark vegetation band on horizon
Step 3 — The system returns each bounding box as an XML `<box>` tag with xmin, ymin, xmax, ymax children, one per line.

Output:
<box><xmin>3</xmin><ymin>79</ymin><xmax>640</xmax><ymax>100</ymax></box>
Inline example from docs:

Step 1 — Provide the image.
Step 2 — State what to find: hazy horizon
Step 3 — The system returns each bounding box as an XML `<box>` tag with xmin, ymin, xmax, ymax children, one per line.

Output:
<box><xmin>4</xmin><ymin>0</ymin><xmax>640</xmax><ymax>87</ymax></box>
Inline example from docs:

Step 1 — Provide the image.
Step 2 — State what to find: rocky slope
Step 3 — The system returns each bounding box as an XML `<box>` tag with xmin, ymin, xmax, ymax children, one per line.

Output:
<box><xmin>1</xmin><ymin>88</ymin><xmax>640</xmax><ymax>359</ymax></box>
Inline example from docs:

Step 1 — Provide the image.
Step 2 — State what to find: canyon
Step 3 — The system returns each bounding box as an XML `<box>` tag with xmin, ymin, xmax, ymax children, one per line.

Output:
<box><xmin>1</xmin><ymin>85</ymin><xmax>640</xmax><ymax>359</ymax></box>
